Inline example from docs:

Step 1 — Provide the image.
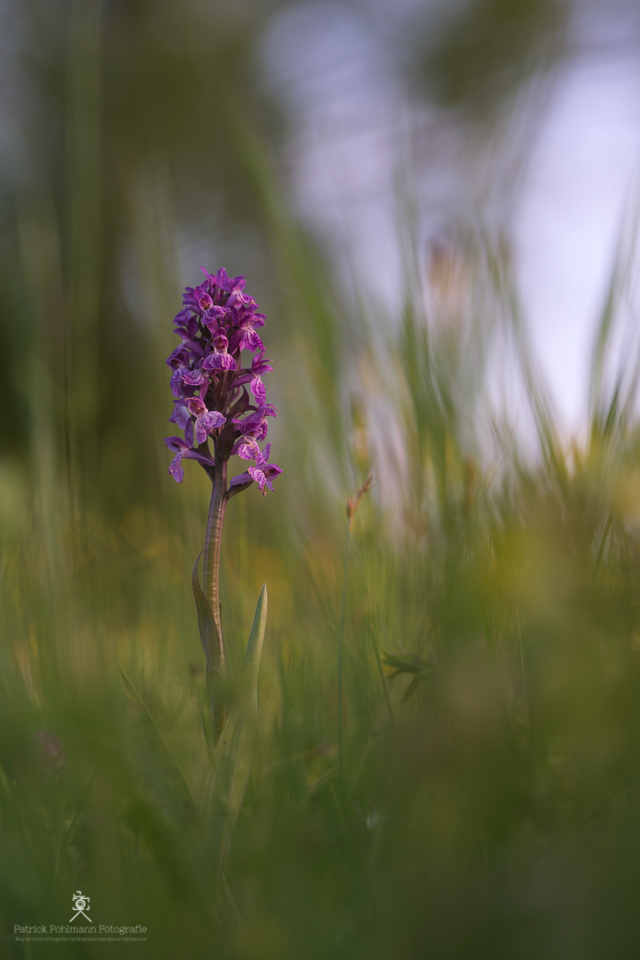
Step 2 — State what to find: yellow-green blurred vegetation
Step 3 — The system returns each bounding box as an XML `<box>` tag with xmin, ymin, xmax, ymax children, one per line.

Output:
<box><xmin>2</xmin><ymin>0</ymin><xmax>640</xmax><ymax>957</ymax></box>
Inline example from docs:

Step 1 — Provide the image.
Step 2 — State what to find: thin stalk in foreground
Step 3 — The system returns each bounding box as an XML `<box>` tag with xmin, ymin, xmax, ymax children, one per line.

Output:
<box><xmin>337</xmin><ymin>524</ymin><xmax>351</xmax><ymax>809</ymax></box>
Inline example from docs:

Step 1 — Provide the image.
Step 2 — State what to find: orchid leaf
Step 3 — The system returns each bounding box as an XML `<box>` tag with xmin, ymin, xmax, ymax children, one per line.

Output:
<box><xmin>192</xmin><ymin>551</ymin><xmax>220</xmax><ymax>673</ymax></box>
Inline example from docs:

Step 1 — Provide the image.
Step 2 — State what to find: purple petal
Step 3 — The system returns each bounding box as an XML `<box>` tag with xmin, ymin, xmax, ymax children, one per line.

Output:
<box><xmin>183</xmin><ymin>339</ymin><xmax>204</xmax><ymax>359</ymax></box>
<box><xmin>193</xmin><ymin>408</ymin><xmax>226</xmax><ymax>444</ymax></box>
<box><xmin>182</xmin><ymin>369</ymin><xmax>206</xmax><ymax>387</ymax></box>
<box><xmin>215</xmin><ymin>268</ymin><xmax>233</xmax><ymax>293</ymax></box>
<box><xmin>248</xmin><ymin>466</ymin><xmax>267</xmax><ymax>493</ymax></box>
<box><xmin>166</xmin><ymin>436</ymin><xmax>214</xmax><ymax>466</ymax></box>
<box><xmin>200</xmin><ymin>267</ymin><xmax>217</xmax><ymax>285</ymax></box>
<box><xmin>202</xmin><ymin>411</ymin><xmax>226</xmax><ymax>430</ymax></box>
<box><xmin>170</xmin><ymin>368</ymin><xmax>198</xmax><ymax>398</ymax></box>
<box><xmin>233</xmin><ymin>407</ymin><xmax>270</xmax><ymax>441</ymax></box>
<box><xmin>194</xmin><ymin>419</ymin><xmax>207</xmax><ymax>445</ymax></box>
<box><xmin>241</xmin><ymin>330</ymin><xmax>264</xmax><ymax>354</ymax></box>
<box><xmin>198</xmin><ymin>291</ymin><xmax>214</xmax><ymax>312</ymax></box>
<box><xmin>258</xmin><ymin>442</ymin><xmax>271</xmax><ymax>464</ymax></box>
<box><xmin>229</xmin><ymin>470</ymin><xmax>253</xmax><ymax>488</ymax></box>
<box><xmin>164</xmin><ymin>435</ymin><xmax>189</xmax><ymax>452</ymax></box>
<box><xmin>251</xmin><ymin>356</ymin><xmax>273</xmax><ymax>376</ymax></box>
<box><xmin>166</xmin><ymin>345</ymin><xmax>190</xmax><ymax>370</ymax></box>
<box><xmin>187</xmin><ymin>397</ymin><xmax>206</xmax><ymax>417</ymax></box>
<box><xmin>212</xmin><ymin>331</ymin><xmax>229</xmax><ymax>352</ymax></box>
<box><xmin>237</xmin><ymin>440</ymin><xmax>261</xmax><ymax>461</ymax></box>
<box><xmin>203</xmin><ymin>352</ymin><xmax>237</xmax><ymax>372</ymax></box>
<box><xmin>169</xmin><ymin>403</ymin><xmax>191</xmax><ymax>430</ymax></box>
<box><xmin>263</xmin><ymin>462</ymin><xmax>283</xmax><ymax>480</ymax></box>
<box><xmin>174</xmin><ymin>307</ymin><xmax>191</xmax><ymax>324</ymax></box>
<box><xmin>202</xmin><ymin>306</ymin><xmax>226</xmax><ymax>332</ymax></box>
<box><xmin>250</xmin><ymin>376</ymin><xmax>266</xmax><ymax>402</ymax></box>
<box><xmin>169</xmin><ymin>452</ymin><xmax>185</xmax><ymax>483</ymax></box>
<box><xmin>173</xmin><ymin>312</ymin><xmax>199</xmax><ymax>339</ymax></box>
<box><xmin>183</xmin><ymin>283</ymin><xmax>216</xmax><ymax>316</ymax></box>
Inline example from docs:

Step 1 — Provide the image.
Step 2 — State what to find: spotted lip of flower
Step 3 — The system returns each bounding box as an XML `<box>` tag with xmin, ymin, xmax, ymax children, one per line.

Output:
<box><xmin>232</xmin><ymin>291</ymin><xmax>257</xmax><ymax>307</ymax></box>
<box><xmin>251</xmin><ymin>376</ymin><xmax>266</xmax><ymax>401</ymax></box>
<box><xmin>230</xmin><ymin>460</ymin><xmax>282</xmax><ymax>495</ymax></box>
<box><xmin>187</xmin><ymin>397</ymin><xmax>226</xmax><ymax>445</ymax></box>
<box><xmin>203</xmin><ymin>349</ymin><xmax>237</xmax><ymax>372</ymax></box>
<box><xmin>182</xmin><ymin>368</ymin><xmax>207</xmax><ymax>387</ymax></box>
<box><xmin>248</xmin><ymin>464</ymin><xmax>281</xmax><ymax>495</ymax></box>
<box><xmin>234</xmin><ymin>438</ymin><xmax>262</xmax><ymax>462</ymax></box>
<box><xmin>232</xmin><ymin>318</ymin><xmax>264</xmax><ymax>355</ymax></box>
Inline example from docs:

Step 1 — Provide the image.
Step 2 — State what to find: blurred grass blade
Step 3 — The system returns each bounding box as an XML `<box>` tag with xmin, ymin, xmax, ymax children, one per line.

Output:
<box><xmin>371</xmin><ymin>627</ymin><xmax>397</xmax><ymax>741</ymax></box>
<box><xmin>400</xmin><ymin>676</ymin><xmax>421</xmax><ymax>703</ymax></box>
<box><xmin>207</xmin><ymin>584</ymin><xmax>267</xmax><ymax>875</ymax></box>
<box><xmin>119</xmin><ymin>669</ymin><xmax>196</xmax><ymax>820</ymax></box>
<box><xmin>589</xmin><ymin>189</ymin><xmax>640</xmax><ymax>438</ymax></box>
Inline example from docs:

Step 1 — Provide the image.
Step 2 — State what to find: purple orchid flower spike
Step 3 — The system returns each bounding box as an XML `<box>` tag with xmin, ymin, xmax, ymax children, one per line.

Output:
<box><xmin>164</xmin><ymin>268</ymin><xmax>282</xmax><ymax>738</ymax></box>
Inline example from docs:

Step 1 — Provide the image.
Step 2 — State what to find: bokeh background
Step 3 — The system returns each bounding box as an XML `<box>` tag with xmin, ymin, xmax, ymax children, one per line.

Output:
<box><xmin>2</xmin><ymin>1</ymin><xmax>640</xmax><ymax>957</ymax></box>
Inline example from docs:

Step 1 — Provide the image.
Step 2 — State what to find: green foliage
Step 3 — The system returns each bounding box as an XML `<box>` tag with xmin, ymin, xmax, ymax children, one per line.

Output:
<box><xmin>2</xmin><ymin>1</ymin><xmax>640</xmax><ymax>958</ymax></box>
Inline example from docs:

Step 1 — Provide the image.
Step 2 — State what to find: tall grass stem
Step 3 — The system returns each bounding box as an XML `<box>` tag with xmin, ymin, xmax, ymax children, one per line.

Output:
<box><xmin>338</xmin><ymin>525</ymin><xmax>351</xmax><ymax>809</ymax></box>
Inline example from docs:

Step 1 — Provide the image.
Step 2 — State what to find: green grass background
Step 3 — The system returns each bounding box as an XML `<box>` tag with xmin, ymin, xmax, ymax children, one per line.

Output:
<box><xmin>2</xmin><ymin>1</ymin><xmax>640</xmax><ymax>957</ymax></box>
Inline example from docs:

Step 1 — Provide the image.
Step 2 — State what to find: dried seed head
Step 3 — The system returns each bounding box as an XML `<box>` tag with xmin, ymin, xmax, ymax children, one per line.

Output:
<box><xmin>346</xmin><ymin>473</ymin><xmax>373</xmax><ymax>528</ymax></box>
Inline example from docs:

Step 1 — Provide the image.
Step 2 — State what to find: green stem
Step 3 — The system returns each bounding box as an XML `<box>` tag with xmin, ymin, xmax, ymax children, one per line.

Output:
<box><xmin>203</xmin><ymin>455</ymin><xmax>228</xmax><ymax>733</ymax></box>
<box><xmin>338</xmin><ymin>524</ymin><xmax>351</xmax><ymax>810</ymax></box>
